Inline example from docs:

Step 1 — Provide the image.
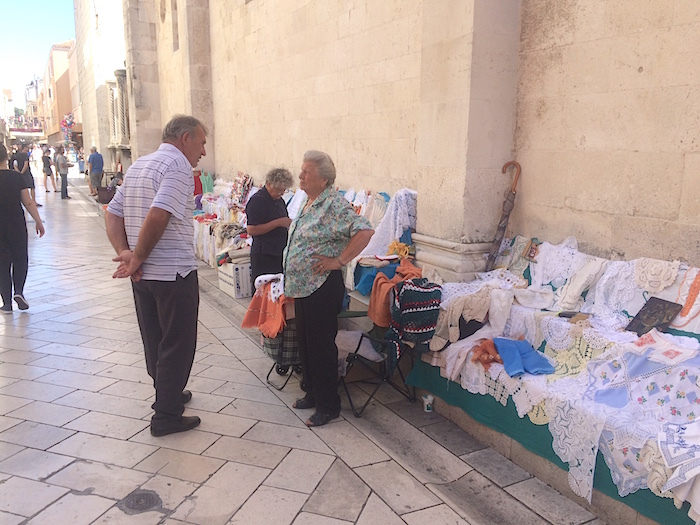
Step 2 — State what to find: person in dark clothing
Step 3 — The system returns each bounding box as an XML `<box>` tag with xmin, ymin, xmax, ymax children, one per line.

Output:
<box><xmin>245</xmin><ymin>168</ymin><xmax>294</xmax><ymax>286</ymax></box>
<box><xmin>0</xmin><ymin>143</ymin><xmax>45</xmax><ymax>313</ymax></box>
<box><xmin>42</xmin><ymin>148</ymin><xmax>57</xmax><ymax>192</ymax></box>
<box><xmin>284</xmin><ymin>151</ymin><xmax>374</xmax><ymax>427</ymax></box>
<box><xmin>10</xmin><ymin>144</ymin><xmax>40</xmax><ymax>207</ymax></box>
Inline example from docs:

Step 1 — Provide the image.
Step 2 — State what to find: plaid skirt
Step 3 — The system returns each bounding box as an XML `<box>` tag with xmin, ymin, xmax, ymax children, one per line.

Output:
<box><xmin>262</xmin><ymin>318</ymin><xmax>300</xmax><ymax>366</ymax></box>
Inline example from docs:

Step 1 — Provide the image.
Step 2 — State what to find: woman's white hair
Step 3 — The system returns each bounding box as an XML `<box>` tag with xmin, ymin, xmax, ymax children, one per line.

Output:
<box><xmin>303</xmin><ymin>150</ymin><xmax>336</xmax><ymax>185</ymax></box>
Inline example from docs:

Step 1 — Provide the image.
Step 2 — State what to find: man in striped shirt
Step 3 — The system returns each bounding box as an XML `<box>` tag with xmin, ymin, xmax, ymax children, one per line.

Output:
<box><xmin>105</xmin><ymin>115</ymin><xmax>207</xmax><ymax>437</ymax></box>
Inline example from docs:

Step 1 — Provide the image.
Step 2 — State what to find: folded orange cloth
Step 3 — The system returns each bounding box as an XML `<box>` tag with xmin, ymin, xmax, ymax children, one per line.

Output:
<box><xmin>470</xmin><ymin>339</ymin><xmax>503</xmax><ymax>371</ymax></box>
<box><xmin>241</xmin><ymin>282</ymin><xmax>287</xmax><ymax>338</ymax></box>
<box><xmin>367</xmin><ymin>258</ymin><xmax>422</xmax><ymax>327</ymax></box>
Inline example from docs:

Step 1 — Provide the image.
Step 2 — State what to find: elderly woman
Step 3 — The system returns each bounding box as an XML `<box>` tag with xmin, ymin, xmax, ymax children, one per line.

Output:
<box><xmin>245</xmin><ymin>168</ymin><xmax>295</xmax><ymax>283</ymax></box>
<box><xmin>285</xmin><ymin>151</ymin><xmax>374</xmax><ymax>427</ymax></box>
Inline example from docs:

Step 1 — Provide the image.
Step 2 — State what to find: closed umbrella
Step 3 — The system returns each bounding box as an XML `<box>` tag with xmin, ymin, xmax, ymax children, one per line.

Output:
<box><xmin>485</xmin><ymin>161</ymin><xmax>522</xmax><ymax>272</ymax></box>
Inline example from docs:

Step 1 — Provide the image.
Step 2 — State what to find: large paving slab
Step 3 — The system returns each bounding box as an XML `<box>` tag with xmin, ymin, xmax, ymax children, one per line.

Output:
<box><xmin>346</xmin><ymin>401</ymin><xmax>470</xmax><ymax>484</ymax></box>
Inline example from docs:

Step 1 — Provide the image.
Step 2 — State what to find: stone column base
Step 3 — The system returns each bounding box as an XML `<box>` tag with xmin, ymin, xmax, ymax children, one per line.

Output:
<box><xmin>412</xmin><ymin>233</ymin><xmax>492</xmax><ymax>283</ymax></box>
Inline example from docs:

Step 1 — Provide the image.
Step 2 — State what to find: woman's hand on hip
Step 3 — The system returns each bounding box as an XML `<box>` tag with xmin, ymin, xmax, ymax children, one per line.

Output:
<box><xmin>311</xmin><ymin>255</ymin><xmax>343</xmax><ymax>275</ymax></box>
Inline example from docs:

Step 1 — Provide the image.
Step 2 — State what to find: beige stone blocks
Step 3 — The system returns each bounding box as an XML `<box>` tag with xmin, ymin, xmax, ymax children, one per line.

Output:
<box><xmin>680</xmin><ymin>153</ymin><xmax>700</xmax><ymax>223</ymax></box>
<box><xmin>520</xmin><ymin>0</ymin><xmax>576</xmax><ymax>52</ymax></box>
<box><xmin>417</xmin><ymin>101</ymin><xmax>469</xmax><ymax>169</ymax></box>
<box><xmin>416</xmin><ymin>166</ymin><xmax>466</xmax><ymax>241</ymax></box>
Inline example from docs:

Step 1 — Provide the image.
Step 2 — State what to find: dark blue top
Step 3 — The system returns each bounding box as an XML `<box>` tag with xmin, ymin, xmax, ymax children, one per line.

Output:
<box><xmin>88</xmin><ymin>152</ymin><xmax>104</xmax><ymax>173</ymax></box>
<box><xmin>245</xmin><ymin>186</ymin><xmax>289</xmax><ymax>256</ymax></box>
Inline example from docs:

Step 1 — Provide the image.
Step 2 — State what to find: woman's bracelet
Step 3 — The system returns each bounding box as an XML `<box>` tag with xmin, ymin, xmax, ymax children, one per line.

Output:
<box><xmin>336</xmin><ymin>257</ymin><xmax>345</xmax><ymax>267</ymax></box>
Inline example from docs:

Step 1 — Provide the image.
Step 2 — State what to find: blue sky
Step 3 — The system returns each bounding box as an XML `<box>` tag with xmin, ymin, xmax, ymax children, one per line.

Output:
<box><xmin>0</xmin><ymin>0</ymin><xmax>76</xmax><ymax>108</ymax></box>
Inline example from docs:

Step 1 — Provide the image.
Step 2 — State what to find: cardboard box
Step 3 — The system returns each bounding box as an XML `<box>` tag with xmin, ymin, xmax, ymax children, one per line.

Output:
<box><xmin>218</xmin><ymin>262</ymin><xmax>252</xmax><ymax>299</ymax></box>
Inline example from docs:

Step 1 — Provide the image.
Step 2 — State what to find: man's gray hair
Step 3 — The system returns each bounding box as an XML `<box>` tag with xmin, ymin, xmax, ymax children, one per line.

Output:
<box><xmin>303</xmin><ymin>150</ymin><xmax>336</xmax><ymax>185</ymax></box>
<box><xmin>265</xmin><ymin>168</ymin><xmax>294</xmax><ymax>189</ymax></box>
<box><xmin>162</xmin><ymin>115</ymin><xmax>208</xmax><ymax>142</ymax></box>
<box><xmin>90</xmin><ymin>146</ymin><xmax>97</xmax><ymax>152</ymax></box>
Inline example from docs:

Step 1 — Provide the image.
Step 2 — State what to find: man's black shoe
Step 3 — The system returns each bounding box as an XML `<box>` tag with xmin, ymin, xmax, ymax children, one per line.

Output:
<box><xmin>182</xmin><ymin>390</ymin><xmax>192</xmax><ymax>404</ymax></box>
<box><xmin>150</xmin><ymin>415</ymin><xmax>201</xmax><ymax>437</ymax></box>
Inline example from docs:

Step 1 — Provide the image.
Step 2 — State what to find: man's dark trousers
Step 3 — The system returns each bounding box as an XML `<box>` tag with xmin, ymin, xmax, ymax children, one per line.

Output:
<box><xmin>132</xmin><ymin>271</ymin><xmax>199</xmax><ymax>419</ymax></box>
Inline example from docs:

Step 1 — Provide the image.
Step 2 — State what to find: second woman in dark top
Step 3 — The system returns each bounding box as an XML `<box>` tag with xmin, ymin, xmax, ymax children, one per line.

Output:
<box><xmin>245</xmin><ymin>168</ymin><xmax>294</xmax><ymax>285</ymax></box>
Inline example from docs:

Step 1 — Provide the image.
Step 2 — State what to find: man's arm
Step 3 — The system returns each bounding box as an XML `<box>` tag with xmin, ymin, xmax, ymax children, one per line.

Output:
<box><xmin>106</xmin><ymin>207</ymin><xmax>171</xmax><ymax>280</ymax></box>
<box><xmin>132</xmin><ymin>207</ymin><xmax>171</xmax><ymax>264</ymax></box>
<box><xmin>105</xmin><ymin>210</ymin><xmax>130</xmax><ymax>254</ymax></box>
<box><xmin>20</xmin><ymin>159</ymin><xmax>28</xmax><ymax>174</ymax></box>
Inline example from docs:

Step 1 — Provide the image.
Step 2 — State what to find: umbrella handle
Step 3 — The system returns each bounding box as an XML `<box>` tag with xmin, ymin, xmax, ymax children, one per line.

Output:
<box><xmin>502</xmin><ymin>161</ymin><xmax>521</xmax><ymax>192</ymax></box>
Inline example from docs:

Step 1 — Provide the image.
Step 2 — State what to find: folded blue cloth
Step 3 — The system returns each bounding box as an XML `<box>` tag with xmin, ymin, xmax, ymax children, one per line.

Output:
<box><xmin>493</xmin><ymin>338</ymin><xmax>554</xmax><ymax>377</ymax></box>
<box><xmin>354</xmin><ymin>263</ymin><xmax>399</xmax><ymax>296</ymax></box>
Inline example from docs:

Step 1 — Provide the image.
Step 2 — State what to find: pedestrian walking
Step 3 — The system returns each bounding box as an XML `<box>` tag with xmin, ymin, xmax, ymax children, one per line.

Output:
<box><xmin>87</xmin><ymin>146</ymin><xmax>104</xmax><ymax>196</ymax></box>
<box><xmin>0</xmin><ymin>143</ymin><xmax>45</xmax><ymax>314</ymax></box>
<box><xmin>42</xmin><ymin>148</ymin><xmax>57</xmax><ymax>192</ymax></box>
<box><xmin>54</xmin><ymin>147</ymin><xmax>72</xmax><ymax>199</ymax></box>
<box><xmin>105</xmin><ymin>114</ymin><xmax>207</xmax><ymax>437</ymax></box>
<box><xmin>10</xmin><ymin>144</ymin><xmax>41</xmax><ymax>207</ymax></box>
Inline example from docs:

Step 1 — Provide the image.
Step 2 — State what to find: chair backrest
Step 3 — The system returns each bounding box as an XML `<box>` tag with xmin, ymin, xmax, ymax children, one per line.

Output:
<box><xmin>97</xmin><ymin>187</ymin><xmax>115</xmax><ymax>204</ymax></box>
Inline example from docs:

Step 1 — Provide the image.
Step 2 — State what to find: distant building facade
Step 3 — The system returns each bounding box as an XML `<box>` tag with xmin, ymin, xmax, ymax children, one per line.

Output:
<box><xmin>74</xmin><ymin>0</ymin><xmax>131</xmax><ymax>172</ymax></box>
<box><xmin>38</xmin><ymin>41</ymin><xmax>80</xmax><ymax>147</ymax></box>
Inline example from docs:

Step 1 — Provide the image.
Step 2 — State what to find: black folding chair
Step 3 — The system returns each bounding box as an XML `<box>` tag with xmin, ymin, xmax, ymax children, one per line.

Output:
<box><xmin>340</xmin><ymin>326</ymin><xmax>417</xmax><ymax>417</ymax></box>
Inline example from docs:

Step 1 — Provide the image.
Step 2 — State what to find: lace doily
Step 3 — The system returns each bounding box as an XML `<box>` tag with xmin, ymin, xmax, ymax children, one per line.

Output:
<box><xmin>458</xmin><ymin>359</ymin><xmax>509</xmax><ymax>405</ymax></box>
<box><xmin>503</xmin><ymin>305</ymin><xmax>552</xmax><ymax>348</ymax></box>
<box><xmin>639</xmin><ymin>438</ymin><xmax>674</xmax><ymax>498</ymax></box>
<box><xmin>634</xmin><ymin>258</ymin><xmax>681</xmax><ymax>294</ymax></box>
<box><xmin>547</xmin><ymin>396</ymin><xmax>608</xmax><ymax>501</ymax></box>
<box><xmin>582</xmin><ymin>260</ymin><xmax>637</xmax><ymax>320</ymax></box>
<box><xmin>528</xmin><ymin>238</ymin><xmax>587</xmax><ymax>289</ymax></box>
<box><xmin>440</xmin><ymin>280</ymin><xmax>490</xmax><ymax>310</ymax></box>
<box><xmin>360</xmin><ymin>188</ymin><xmax>416</xmax><ymax>258</ymax></box>
<box><xmin>499</xmin><ymin>370</ymin><xmax>549</xmax><ymax>418</ymax></box>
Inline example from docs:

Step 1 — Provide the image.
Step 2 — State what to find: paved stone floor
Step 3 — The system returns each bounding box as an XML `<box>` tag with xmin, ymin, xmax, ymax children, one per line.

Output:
<box><xmin>0</xmin><ymin>174</ymin><xmax>603</xmax><ymax>524</ymax></box>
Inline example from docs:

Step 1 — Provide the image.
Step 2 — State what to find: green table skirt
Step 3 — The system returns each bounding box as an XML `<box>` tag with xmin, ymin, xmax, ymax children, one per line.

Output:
<box><xmin>407</xmin><ymin>359</ymin><xmax>692</xmax><ymax>525</ymax></box>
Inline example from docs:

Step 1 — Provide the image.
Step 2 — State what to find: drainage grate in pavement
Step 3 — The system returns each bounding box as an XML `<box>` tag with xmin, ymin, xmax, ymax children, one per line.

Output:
<box><xmin>117</xmin><ymin>489</ymin><xmax>163</xmax><ymax>515</ymax></box>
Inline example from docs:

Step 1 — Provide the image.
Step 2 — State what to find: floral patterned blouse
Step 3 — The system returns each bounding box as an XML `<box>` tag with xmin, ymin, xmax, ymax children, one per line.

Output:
<box><xmin>284</xmin><ymin>186</ymin><xmax>372</xmax><ymax>298</ymax></box>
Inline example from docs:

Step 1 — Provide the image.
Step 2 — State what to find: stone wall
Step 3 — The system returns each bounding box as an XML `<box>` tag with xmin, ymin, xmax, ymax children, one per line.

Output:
<box><xmin>123</xmin><ymin>0</ymin><xmax>162</xmax><ymax>159</ymax></box>
<box><xmin>209</xmin><ymin>0</ymin><xmax>425</xmax><ymax>191</ymax></box>
<box><xmin>207</xmin><ymin>0</ymin><xmax>518</xmax><ymax>250</ymax></box>
<box><xmin>124</xmin><ymin>0</ymin><xmax>700</xmax><ymax>270</ymax></box>
<box><xmin>510</xmin><ymin>0</ymin><xmax>700</xmax><ymax>265</ymax></box>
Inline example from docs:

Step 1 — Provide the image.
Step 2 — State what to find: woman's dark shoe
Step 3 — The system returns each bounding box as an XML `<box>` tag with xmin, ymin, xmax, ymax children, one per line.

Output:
<box><xmin>305</xmin><ymin>410</ymin><xmax>340</xmax><ymax>427</ymax></box>
<box><xmin>13</xmin><ymin>294</ymin><xmax>29</xmax><ymax>310</ymax></box>
<box><xmin>150</xmin><ymin>415</ymin><xmax>201</xmax><ymax>437</ymax></box>
<box><xmin>1</xmin><ymin>305</ymin><xmax>12</xmax><ymax>314</ymax></box>
<box><xmin>293</xmin><ymin>397</ymin><xmax>316</xmax><ymax>410</ymax></box>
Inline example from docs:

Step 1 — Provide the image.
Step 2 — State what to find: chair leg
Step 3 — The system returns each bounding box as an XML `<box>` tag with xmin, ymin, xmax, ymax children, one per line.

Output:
<box><xmin>341</xmin><ymin>365</ymin><xmax>384</xmax><ymax>418</ymax></box>
<box><xmin>341</xmin><ymin>336</ymin><xmax>418</xmax><ymax>417</ymax></box>
<box><xmin>387</xmin><ymin>349</ymin><xmax>416</xmax><ymax>402</ymax></box>
<box><xmin>266</xmin><ymin>362</ymin><xmax>295</xmax><ymax>391</ymax></box>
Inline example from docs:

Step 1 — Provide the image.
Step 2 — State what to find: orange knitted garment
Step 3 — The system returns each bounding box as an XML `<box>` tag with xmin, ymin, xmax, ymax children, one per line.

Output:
<box><xmin>367</xmin><ymin>258</ymin><xmax>423</xmax><ymax>327</ymax></box>
<box><xmin>241</xmin><ymin>282</ymin><xmax>287</xmax><ymax>338</ymax></box>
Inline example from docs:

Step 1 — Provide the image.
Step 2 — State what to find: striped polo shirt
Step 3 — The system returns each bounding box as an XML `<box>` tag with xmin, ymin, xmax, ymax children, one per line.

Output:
<box><xmin>107</xmin><ymin>143</ymin><xmax>196</xmax><ymax>281</ymax></box>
